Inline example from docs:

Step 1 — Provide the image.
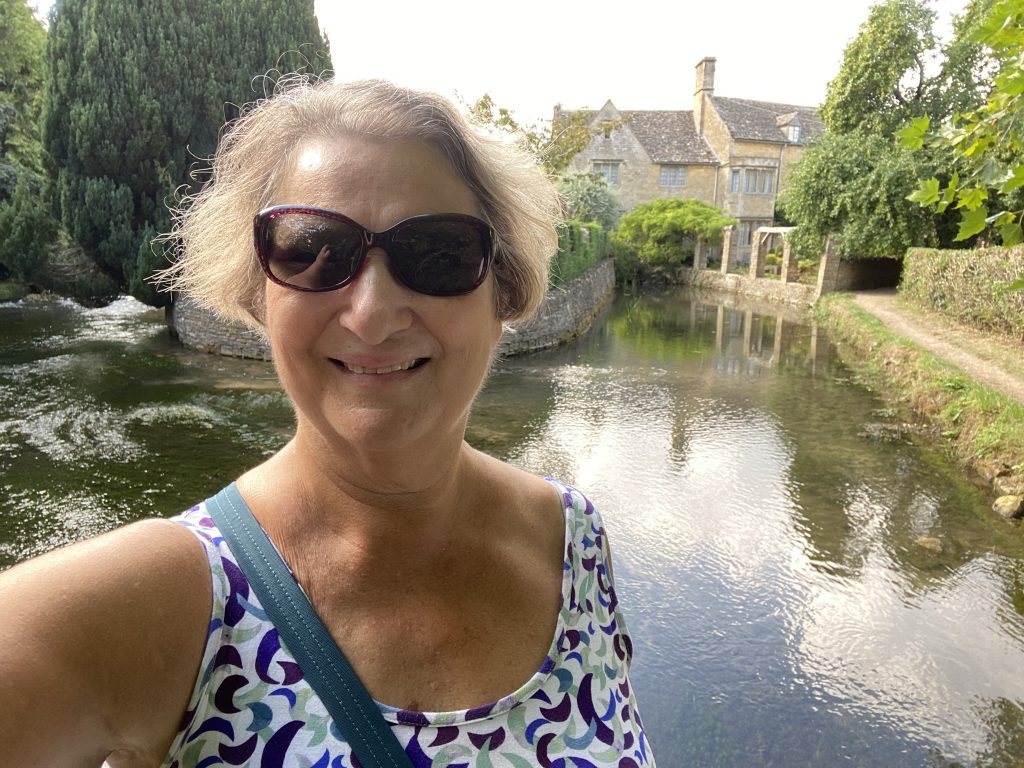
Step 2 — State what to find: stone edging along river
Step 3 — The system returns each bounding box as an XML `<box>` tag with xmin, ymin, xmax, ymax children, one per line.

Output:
<box><xmin>822</xmin><ymin>290</ymin><xmax>1024</xmax><ymax>520</ymax></box>
<box><xmin>167</xmin><ymin>259</ymin><xmax>617</xmax><ymax>361</ymax></box>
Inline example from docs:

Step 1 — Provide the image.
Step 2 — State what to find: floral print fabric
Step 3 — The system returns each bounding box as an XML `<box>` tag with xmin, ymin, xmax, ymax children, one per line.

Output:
<box><xmin>161</xmin><ymin>480</ymin><xmax>654</xmax><ymax>767</ymax></box>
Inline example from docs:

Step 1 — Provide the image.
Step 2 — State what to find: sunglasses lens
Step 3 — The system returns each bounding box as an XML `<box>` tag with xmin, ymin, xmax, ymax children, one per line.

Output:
<box><xmin>390</xmin><ymin>219</ymin><xmax>490</xmax><ymax>295</ymax></box>
<box><xmin>263</xmin><ymin>214</ymin><xmax>363</xmax><ymax>290</ymax></box>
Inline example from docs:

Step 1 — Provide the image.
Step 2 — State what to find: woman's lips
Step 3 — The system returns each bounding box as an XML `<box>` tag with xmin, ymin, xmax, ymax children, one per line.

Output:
<box><xmin>332</xmin><ymin>358</ymin><xmax>427</xmax><ymax>375</ymax></box>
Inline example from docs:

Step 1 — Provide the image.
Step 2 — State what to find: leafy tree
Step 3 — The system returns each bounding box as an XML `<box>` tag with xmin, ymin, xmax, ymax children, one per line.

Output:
<box><xmin>43</xmin><ymin>0</ymin><xmax>331</xmax><ymax>306</ymax></box>
<box><xmin>821</xmin><ymin>0</ymin><xmax>939</xmax><ymax>135</ymax></box>
<box><xmin>0</xmin><ymin>0</ymin><xmax>46</xmax><ymax>178</ymax></box>
<box><xmin>556</xmin><ymin>170</ymin><xmax>621</xmax><ymax>230</ymax></box>
<box><xmin>783</xmin><ymin>0</ymin><xmax>993</xmax><ymax>259</ymax></box>
<box><xmin>902</xmin><ymin>0</ymin><xmax>1024</xmax><ymax>248</ymax></box>
<box><xmin>778</xmin><ymin>131</ymin><xmax>937</xmax><ymax>258</ymax></box>
<box><xmin>616</xmin><ymin>198</ymin><xmax>735</xmax><ymax>269</ymax></box>
<box><xmin>0</xmin><ymin>172</ymin><xmax>56</xmax><ymax>286</ymax></box>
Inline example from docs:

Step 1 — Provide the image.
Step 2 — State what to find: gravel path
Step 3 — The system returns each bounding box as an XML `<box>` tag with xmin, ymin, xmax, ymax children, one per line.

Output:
<box><xmin>853</xmin><ymin>289</ymin><xmax>1024</xmax><ymax>406</ymax></box>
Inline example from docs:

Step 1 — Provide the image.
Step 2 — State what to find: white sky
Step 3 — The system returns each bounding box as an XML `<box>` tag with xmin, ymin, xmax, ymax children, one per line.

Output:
<box><xmin>31</xmin><ymin>0</ymin><xmax>971</xmax><ymax>125</ymax></box>
<box><xmin>314</xmin><ymin>0</ymin><xmax>970</xmax><ymax>123</ymax></box>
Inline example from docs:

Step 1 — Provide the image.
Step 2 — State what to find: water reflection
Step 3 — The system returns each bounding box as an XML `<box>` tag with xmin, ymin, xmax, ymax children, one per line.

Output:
<box><xmin>475</xmin><ymin>291</ymin><xmax>1024</xmax><ymax>767</ymax></box>
<box><xmin>2</xmin><ymin>290</ymin><xmax>1023</xmax><ymax>766</ymax></box>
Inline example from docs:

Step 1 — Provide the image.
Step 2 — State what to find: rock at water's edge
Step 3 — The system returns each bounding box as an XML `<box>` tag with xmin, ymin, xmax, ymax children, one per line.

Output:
<box><xmin>992</xmin><ymin>495</ymin><xmax>1024</xmax><ymax>520</ymax></box>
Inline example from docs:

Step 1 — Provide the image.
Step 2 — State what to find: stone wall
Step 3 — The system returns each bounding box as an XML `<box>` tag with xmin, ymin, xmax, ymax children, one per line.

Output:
<box><xmin>167</xmin><ymin>296</ymin><xmax>272</xmax><ymax>360</ymax></box>
<box><xmin>681</xmin><ymin>267</ymin><xmax>817</xmax><ymax>306</ymax></box>
<box><xmin>167</xmin><ymin>258</ymin><xmax>617</xmax><ymax>361</ymax></box>
<box><xmin>498</xmin><ymin>258</ymin><xmax>616</xmax><ymax>355</ymax></box>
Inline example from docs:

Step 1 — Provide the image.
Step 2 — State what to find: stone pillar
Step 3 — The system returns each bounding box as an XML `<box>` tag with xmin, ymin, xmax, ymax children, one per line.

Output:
<box><xmin>749</xmin><ymin>229</ymin><xmax>767</xmax><ymax>279</ymax></box>
<box><xmin>694</xmin><ymin>238</ymin><xmax>707</xmax><ymax>270</ymax></box>
<box><xmin>780</xmin><ymin>236</ymin><xmax>799</xmax><ymax>283</ymax></box>
<box><xmin>720</xmin><ymin>226</ymin><xmax>734</xmax><ymax>274</ymax></box>
<box><xmin>815</xmin><ymin>235</ymin><xmax>842</xmax><ymax>299</ymax></box>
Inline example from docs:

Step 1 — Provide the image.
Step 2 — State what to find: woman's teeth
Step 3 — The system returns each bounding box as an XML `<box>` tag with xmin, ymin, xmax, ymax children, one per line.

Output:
<box><xmin>343</xmin><ymin>359</ymin><xmax>421</xmax><ymax>374</ymax></box>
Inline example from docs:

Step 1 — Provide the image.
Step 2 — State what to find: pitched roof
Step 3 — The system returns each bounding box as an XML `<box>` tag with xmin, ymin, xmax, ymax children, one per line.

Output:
<box><xmin>710</xmin><ymin>97</ymin><xmax>824</xmax><ymax>143</ymax></box>
<box><xmin>621</xmin><ymin>110</ymin><xmax>719</xmax><ymax>164</ymax></box>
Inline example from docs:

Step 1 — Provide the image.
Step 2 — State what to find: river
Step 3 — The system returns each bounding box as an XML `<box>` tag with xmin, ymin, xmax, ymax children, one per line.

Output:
<box><xmin>2</xmin><ymin>290</ymin><xmax>1023</xmax><ymax>766</ymax></box>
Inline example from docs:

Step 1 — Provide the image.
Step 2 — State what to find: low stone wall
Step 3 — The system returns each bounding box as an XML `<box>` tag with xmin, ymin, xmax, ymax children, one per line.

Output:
<box><xmin>498</xmin><ymin>258</ymin><xmax>616</xmax><ymax>356</ymax></box>
<box><xmin>680</xmin><ymin>268</ymin><xmax>816</xmax><ymax>306</ymax></box>
<box><xmin>167</xmin><ymin>297</ymin><xmax>272</xmax><ymax>360</ymax></box>
<box><xmin>167</xmin><ymin>258</ymin><xmax>617</xmax><ymax>360</ymax></box>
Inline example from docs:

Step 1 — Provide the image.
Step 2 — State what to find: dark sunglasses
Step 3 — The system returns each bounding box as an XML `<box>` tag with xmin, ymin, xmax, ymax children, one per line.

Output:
<box><xmin>253</xmin><ymin>205</ymin><xmax>495</xmax><ymax>296</ymax></box>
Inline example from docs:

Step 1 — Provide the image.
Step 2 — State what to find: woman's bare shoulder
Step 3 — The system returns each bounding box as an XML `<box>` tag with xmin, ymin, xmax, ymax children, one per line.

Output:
<box><xmin>0</xmin><ymin>517</ymin><xmax>212</xmax><ymax>766</ymax></box>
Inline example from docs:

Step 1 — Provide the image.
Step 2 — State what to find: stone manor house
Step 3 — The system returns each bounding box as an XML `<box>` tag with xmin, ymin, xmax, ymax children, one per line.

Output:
<box><xmin>569</xmin><ymin>57</ymin><xmax>824</xmax><ymax>264</ymax></box>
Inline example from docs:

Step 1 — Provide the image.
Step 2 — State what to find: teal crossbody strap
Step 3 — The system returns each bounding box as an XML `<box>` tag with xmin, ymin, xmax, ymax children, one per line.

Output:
<box><xmin>205</xmin><ymin>483</ymin><xmax>414</xmax><ymax>768</ymax></box>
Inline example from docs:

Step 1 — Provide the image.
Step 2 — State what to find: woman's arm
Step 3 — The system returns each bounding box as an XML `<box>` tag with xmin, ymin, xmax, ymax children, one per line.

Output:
<box><xmin>0</xmin><ymin>518</ymin><xmax>211</xmax><ymax>767</ymax></box>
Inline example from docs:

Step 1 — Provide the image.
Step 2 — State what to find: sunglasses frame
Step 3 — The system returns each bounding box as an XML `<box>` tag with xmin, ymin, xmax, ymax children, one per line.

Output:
<box><xmin>253</xmin><ymin>205</ymin><xmax>495</xmax><ymax>297</ymax></box>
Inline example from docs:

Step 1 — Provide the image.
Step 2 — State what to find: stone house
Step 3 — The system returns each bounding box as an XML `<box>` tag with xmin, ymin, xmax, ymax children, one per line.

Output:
<box><xmin>569</xmin><ymin>57</ymin><xmax>824</xmax><ymax>264</ymax></box>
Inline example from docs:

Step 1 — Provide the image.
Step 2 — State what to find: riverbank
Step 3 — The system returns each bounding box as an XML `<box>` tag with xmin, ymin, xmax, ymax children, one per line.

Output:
<box><xmin>816</xmin><ymin>291</ymin><xmax>1024</xmax><ymax>519</ymax></box>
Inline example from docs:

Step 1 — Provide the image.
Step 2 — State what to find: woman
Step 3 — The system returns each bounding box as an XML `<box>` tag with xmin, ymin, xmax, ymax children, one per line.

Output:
<box><xmin>0</xmin><ymin>78</ymin><xmax>653</xmax><ymax>767</ymax></box>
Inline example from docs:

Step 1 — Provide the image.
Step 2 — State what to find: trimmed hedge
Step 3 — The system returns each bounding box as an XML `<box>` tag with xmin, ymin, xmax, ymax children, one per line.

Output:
<box><xmin>901</xmin><ymin>246</ymin><xmax>1024</xmax><ymax>340</ymax></box>
<box><xmin>552</xmin><ymin>220</ymin><xmax>609</xmax><ymax>287</ymax></box>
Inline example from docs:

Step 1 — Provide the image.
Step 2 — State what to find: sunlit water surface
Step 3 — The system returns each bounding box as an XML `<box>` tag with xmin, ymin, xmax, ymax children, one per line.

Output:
<box><xmin>2</xmin><ymin>290</ymin><xmax>1023</xmax><ymax>766</ymax></box>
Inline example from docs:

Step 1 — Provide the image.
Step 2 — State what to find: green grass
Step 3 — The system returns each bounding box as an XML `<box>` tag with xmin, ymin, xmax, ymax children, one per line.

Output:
<box><xmin>815</xmin><ymin>293</ymin><xmax>1024</xmax><ymax>477</ymax></box>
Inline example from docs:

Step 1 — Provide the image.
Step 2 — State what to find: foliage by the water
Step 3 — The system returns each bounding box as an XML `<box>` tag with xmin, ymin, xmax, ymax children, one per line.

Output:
<box><xmin>552</xmin><ymin>221</ymin><xmax>608</xmax><ymax>287</ymax></box>
<box><xmin>615</xmin><ymin>198</ymin><xmax>734</xmax><ymax>276</ymax></box>
<box><xmin>777</xmin><ymin>131</ymin><xmax>938</xmax><ymax>259</ymax></box>
<box><xmin>556</xmin><ymin>171</ymin><xmax>621</xmax><ymax>231</ymax></box>
<box><xmin>901</xmin><ymin>245</ymin><xmax>1024</xmax><ymax>340</ymax></box>
<box><xmin>901</xmin><ymin>0</ymin><xmax>1024</xmax><ymax>246</ymax></box>
<box><xmin>816</xmin><ymin>293</ymin><xmax>1024</xmax><ymax>477</ymax></box>
<box><xmin>40</xmin><ymin>0</ymin><xmax>330</xmax><ymax>307</ymax></box>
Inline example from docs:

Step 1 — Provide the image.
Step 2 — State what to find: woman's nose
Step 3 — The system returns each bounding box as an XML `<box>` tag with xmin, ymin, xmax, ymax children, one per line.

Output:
<box><xmin>336</xmin><ymin>248</ymin><xmax>415</xmax><ymax>345</ymax></box>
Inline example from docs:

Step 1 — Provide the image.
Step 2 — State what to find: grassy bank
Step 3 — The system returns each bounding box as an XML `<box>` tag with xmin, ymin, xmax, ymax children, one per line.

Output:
<box><xmin>815</xmin><ymin>293</ymin><xmax>1024</xmax><ymax>497</ymax></box>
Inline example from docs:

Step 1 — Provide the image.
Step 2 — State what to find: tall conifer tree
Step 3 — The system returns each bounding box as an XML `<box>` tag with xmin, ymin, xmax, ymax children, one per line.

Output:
<box><xmin>43</xmin><ymin>0</ymin><xmax>331</xmax><ymax>306</ymax></box>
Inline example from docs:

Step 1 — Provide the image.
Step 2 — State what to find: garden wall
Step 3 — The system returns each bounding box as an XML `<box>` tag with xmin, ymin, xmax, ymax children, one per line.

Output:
<box><xmin>901</xmin><ymin>246</ymin><xmax>1024</xmax><ymax>339</ymax></box>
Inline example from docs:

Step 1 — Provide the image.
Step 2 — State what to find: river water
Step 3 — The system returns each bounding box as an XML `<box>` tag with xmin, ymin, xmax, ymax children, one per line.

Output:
<box><xmin>2</xmin><ymin>291</ymin><xmax>1023</xmax><ymax>766</ymax></box>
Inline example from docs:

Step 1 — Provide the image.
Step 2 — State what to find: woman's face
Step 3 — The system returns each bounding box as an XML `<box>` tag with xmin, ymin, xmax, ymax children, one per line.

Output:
<box><xmin>264</xmin><ymin>134</ymin><xmax>504</xmax><ymax>458</ymax></box>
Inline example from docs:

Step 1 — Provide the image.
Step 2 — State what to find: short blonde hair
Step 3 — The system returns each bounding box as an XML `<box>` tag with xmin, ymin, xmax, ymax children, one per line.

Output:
<box><xmin>158</xmin><ymin>77</ymin><xmax>561</xmax><ymax>328</ymax></box>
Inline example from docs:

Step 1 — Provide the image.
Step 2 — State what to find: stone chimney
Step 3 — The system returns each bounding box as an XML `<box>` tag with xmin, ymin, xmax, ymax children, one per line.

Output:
<box><xmin>694</xmin><ymin>57</ymin><xmax>716</xmax><ymax>136</ymax></box>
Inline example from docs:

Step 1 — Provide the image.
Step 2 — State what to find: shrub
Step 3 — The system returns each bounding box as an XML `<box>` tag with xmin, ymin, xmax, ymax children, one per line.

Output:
<box><xmin>616</xmin><ymin>198</ymin><xmax>735</xmax><ymax>271</ymax></box>
<box><xmin>551</xmin><ymin>220</ymin><xmax>609</xmax><ymax>287</ymax></box>
<box><xmin>901</xmin><ymin>245</ymin><xmax>1024</xmax><ymax>338</ymax></box>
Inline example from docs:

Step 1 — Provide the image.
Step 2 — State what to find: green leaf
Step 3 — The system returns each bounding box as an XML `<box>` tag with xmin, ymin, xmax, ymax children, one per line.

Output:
<box><xmin>896</xmin><ymin>116</ymin><xmax>929</xmax><ymax>149</ymax></box>
<box><xmin>954</xmin><ymin>206</ymin><xmax>989</xmax><ymax>241</ymax></box>
<box><xmin>998</xmin><ymin>222</ymin><xmax>1023</xmax><ymax>246</ymax></box>
<box><xmin>936</xmin><ymin>172</ymin><xmax>959</xmax><ymax>214</ymax></box>
<box><xmin>955</xmin><ymin>185</ymin><xmax>989</xmax><ymax>210</ymax></box>
<box><xmin>1000</xmin><ymin>165</ymin><xmax>1024</xmax><ymax>194</ymax></box>
<box><xmin>907</xmin><ymin>178</ymin><xmax>941</xmax><ymax>206</ymax></box>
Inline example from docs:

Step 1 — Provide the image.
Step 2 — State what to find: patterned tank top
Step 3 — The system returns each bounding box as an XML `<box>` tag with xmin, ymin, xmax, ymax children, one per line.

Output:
<box><xmin>161</xmin><ymin>479</ymin><xmax>654</xmax><ymax>767</ymax></box>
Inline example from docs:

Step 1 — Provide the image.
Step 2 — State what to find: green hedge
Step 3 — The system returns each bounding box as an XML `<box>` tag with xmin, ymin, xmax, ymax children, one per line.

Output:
<box><xmin>901</xmin><ymin>246</ymin><xmax>1024</xmax><ymax>339</ymax></box>
<box><xmin>552</xmin><ymin>220</ymin><xmax>609</xmax><ymax>287</ymax></box>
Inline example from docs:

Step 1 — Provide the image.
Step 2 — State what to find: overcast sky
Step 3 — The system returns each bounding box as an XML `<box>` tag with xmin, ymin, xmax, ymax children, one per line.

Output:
<box><xmin>31</xmin><ymin>0</ymin><xmax>971</xmax><ymax>124</ymax></box>
<box><xmin>313</xmin><ymin>0</ymin><xmax>969</xmax><ymax>122</ymax></box>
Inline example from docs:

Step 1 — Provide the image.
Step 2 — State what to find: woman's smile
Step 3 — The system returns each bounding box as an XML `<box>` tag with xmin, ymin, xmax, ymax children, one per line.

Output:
<box><xmin>331</xmin><ymin>357</ymin><xmax>428</xmax><ymax>375</ymax></box>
